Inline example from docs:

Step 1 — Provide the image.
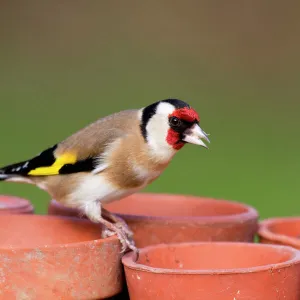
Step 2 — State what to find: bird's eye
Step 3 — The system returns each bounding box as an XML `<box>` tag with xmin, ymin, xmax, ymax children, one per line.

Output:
<box><xmin>170</xmin><ymin>116</ymin><xmax>181</xmax><ymax>126</ymax></box>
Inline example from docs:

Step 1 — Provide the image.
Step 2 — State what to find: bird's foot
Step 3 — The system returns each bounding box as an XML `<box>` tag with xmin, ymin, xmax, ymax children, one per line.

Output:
<box><xmin>86</xmin><ymin>206</ymin><xmax>138</xmax><ymax>256</ymax></box>
<box><xmin>102</xmin><ymin>224</ymin><xmax>137</xmax><ymax>254</ymax></box>
<box><xmin>101</xmin><ymin>208</ymin><xmax>134</xmax><ymax>238</ymax></box>
<box><xmin>114</xmin><ymin>219</ymin><xmax>134</xmax><ymax>238</ymax></box>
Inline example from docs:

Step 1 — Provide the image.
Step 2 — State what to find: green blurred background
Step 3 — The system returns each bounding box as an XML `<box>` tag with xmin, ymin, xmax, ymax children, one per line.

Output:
<box><xmin>0</xmin><ymin>1</ymin><xmax>299</xmax><ymax>219</ymax></box>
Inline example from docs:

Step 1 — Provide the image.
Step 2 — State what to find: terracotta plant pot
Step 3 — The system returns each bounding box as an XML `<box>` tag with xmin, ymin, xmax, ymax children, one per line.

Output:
<box><xmin>0</xmin><ymin>194</ymin><xmax>34</xmax><ymax>214</ymax></box>
<box><xmin>258</xmin><ymin>217</ymin><xmax>300</xmax><ymax>249</ymax></box>
<box><xmin>0</xmin><ymin>214</ymin><xmax>123</xmax><ymax>299</ymax></box>
<box><xmin>48</xmin><ymin>193</ymin><xmax>259</xmax><ymax>247</ymax></box>
<box><xmin>122</xmin><ymin>242</ymin><xmax>300</xmax><ymax>300</ymax></box>
<box><xmin>106</xmin><ymin>193</ymin><xmax>259</xmax><ymax>247</ymax></box>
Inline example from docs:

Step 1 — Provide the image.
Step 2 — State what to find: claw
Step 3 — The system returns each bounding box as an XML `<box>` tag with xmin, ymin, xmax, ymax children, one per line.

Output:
<box><xmin>89</xmin><ymin>208</ymin><xmax>138</xmax><ymax>255</ymax></box>
<box><xmin>115</xmin><ymin>222</ymin><xmax>134</xmax><ymax>238</ymax></box>
<box><xmin>101</xmin><ymin>224</ymin><xmax>137</xmax><ymax>254</ymax></box>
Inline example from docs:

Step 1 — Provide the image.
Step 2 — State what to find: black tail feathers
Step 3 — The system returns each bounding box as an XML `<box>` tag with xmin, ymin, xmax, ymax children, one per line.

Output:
<box><xmin>0</xmin><ymin>160</ymin><xmax>30</xmax><ymax>181</ymax></box>
<box><xmin>0</xmin><ymin>144</ymin><xmax>58</xmax><ymax>181</ymax></box>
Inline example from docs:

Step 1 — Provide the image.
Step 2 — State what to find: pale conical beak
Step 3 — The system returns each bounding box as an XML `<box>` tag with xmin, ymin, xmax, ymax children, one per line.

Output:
<box><xmin>182</xmin><ymin>124</ymin><xmax>210</xmax><ymax>148</ymax></box>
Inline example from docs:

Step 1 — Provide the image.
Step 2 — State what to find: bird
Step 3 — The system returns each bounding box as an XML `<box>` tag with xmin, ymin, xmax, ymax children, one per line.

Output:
<box><xmin>0</xmin><ymin>98</ymin><xmax>210</xmax><ymax>254</ymax></box>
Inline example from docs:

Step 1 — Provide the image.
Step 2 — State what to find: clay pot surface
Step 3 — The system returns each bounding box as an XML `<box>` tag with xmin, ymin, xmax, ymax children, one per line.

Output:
<box><xmin>0</xmin><ymin>214</ymin><xmax>123</xmax><ymax>299</ymax></box>
<box><xmin>48</xmin><ymin>194</ymin><xmax>258</xmax><ymax>247</ymax></box>
<box><xmin>0</xmin><ymin>195</ymin><xmax>34</xmax><ymax>214</ymax></box>
<box><xmin>258</xmin><ymin>217</ymin><xmax>300</xmax><ymax>249</ymax></box>
<box><xmin>122</xmin><ymin>242</ymin><xmax>300</xmax><ymax>300</ymax></box>
<box><xmin>105</xmin><ymin>193</ymin><xmax>259</xmax><ymax>247</ymax></box>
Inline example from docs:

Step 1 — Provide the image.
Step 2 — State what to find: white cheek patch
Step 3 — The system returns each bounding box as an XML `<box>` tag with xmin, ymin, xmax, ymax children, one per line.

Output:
<box><xmin>146</xmin><ymin>114</ymin><xmax>168</xmax><ymax>146</ymax></box>
<box><xmin>145</xmin><ymin>102</ymin><xmax>177</xmax><ymax>161</ymax></box>
<box><xmin>147</xmin><ymin>102</ymin><xmax>175</xmax><ymax>142</ymax></box>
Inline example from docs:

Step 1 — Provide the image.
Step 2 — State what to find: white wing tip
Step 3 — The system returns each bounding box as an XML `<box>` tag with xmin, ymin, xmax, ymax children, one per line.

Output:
<box><xmin>0</xmin><ymin>174</ymin><xmax>8</xmax><ymax>180</ymax></box>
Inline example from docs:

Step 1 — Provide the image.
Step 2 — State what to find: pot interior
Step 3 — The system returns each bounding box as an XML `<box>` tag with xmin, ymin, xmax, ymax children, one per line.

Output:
<box><xmin>105</xmin><ymin>194</ymin><xmax>249</xmax><ymax>217</ymax></box>
<box><xmin>0</xmin><ymin>215</ymin><xmax>103</xmax><ymax>248</ymax></box>
<box><xmin>137</xmin><ymin>243</ymin><xmax>294</xmax><ymax>270</ymax></box>
<box><xmin>267</xmin><ymin>219</ymin><xmax>300</xmax><ymax>238</ymax></box>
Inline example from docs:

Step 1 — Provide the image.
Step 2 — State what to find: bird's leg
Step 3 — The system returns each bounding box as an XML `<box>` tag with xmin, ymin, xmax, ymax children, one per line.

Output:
<box><xmin>84</xmin><ymin>202</ymin><xmax>138</xmax><ymax>254</ymax></box>
<box><xmin>101</xmin><ymin>207</ymin><xmax>133</xmax><ymax>238</ymax></box>
<box><xmin>98</xmin><ymin>217</ymin><xmax>137</xmax><ymax>253</ymax></box>
<box><xmin>101</xmin><ymin>208</ymin><xmax>136</xmax><ymax>255</ymax></box>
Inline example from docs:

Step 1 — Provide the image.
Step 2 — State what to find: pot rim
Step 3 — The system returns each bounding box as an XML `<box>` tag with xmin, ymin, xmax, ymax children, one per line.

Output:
<box><xmin>0</xmin><ymin>206</ymin><xmax>34</xmax><ymax>213</ymax></box>
<box><xmin>122</xmin><ymin>242</ymin><xmax>300</xmax><ymax>275</ymax></box>
<box><xmin>92</xmin><ymin>193</ymin><xmax>259</xmax><ymax>223</ymax></box>
<box><xmin>0</xmin><ymin>214</ymin><xmax>119</xmax><ymax>251</ymax></box>
<box><xmin>258</xmin><ymin>217</ymin><xmax>300</xmax><ymax>248</ymax></box>
<box><xmin>117</xmin><ymin>194</ymin><xmax>258</xmax><ymax>223</ymax></box>
<box><xmin>0</xmin><ymin>194</ymin><xmax>34</xmax><ymax>210</ymax></box>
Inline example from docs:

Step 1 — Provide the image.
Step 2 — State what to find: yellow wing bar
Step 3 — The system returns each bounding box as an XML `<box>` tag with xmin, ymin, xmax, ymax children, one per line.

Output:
<box><xmin>28</xmin><ymin>153</ymin><xmax>77</xmax><ymax>176</ymax></box>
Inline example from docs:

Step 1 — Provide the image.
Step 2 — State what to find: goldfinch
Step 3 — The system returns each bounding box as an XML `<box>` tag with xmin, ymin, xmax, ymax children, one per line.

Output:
<box><xmin>0</xmin><ymin>99</ymin><xmax>210</xmax><ymax>253</ymax></box>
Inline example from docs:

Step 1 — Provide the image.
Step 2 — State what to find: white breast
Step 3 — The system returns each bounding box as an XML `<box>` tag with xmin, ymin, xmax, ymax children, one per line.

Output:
<box><xmin>67</xmin><ymin>173</ymin><xmax>143</xmax><ymax>221</ymax></box>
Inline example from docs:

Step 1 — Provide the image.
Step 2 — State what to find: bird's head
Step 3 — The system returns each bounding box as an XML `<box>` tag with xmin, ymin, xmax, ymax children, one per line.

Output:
<box><xmin>140</xmin><ymin>99</ymin><xmax>210</xmax><ymax>157</ymax></box>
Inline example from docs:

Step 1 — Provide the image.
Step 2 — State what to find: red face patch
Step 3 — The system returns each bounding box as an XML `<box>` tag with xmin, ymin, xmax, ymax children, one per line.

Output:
<box><xmin>166</xmin><ymin>107</ymin><xmax>200</xmax><ymax>149</ymax></box>
<box><xmin>169</xmin><ymin>107</ymin><xmax>200</xmax><ymax>123</ymax></box>
<box><xmin>166</xmin><ymin>130</ymin><xmax>185</xmax><ymax>150</ymax></box>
